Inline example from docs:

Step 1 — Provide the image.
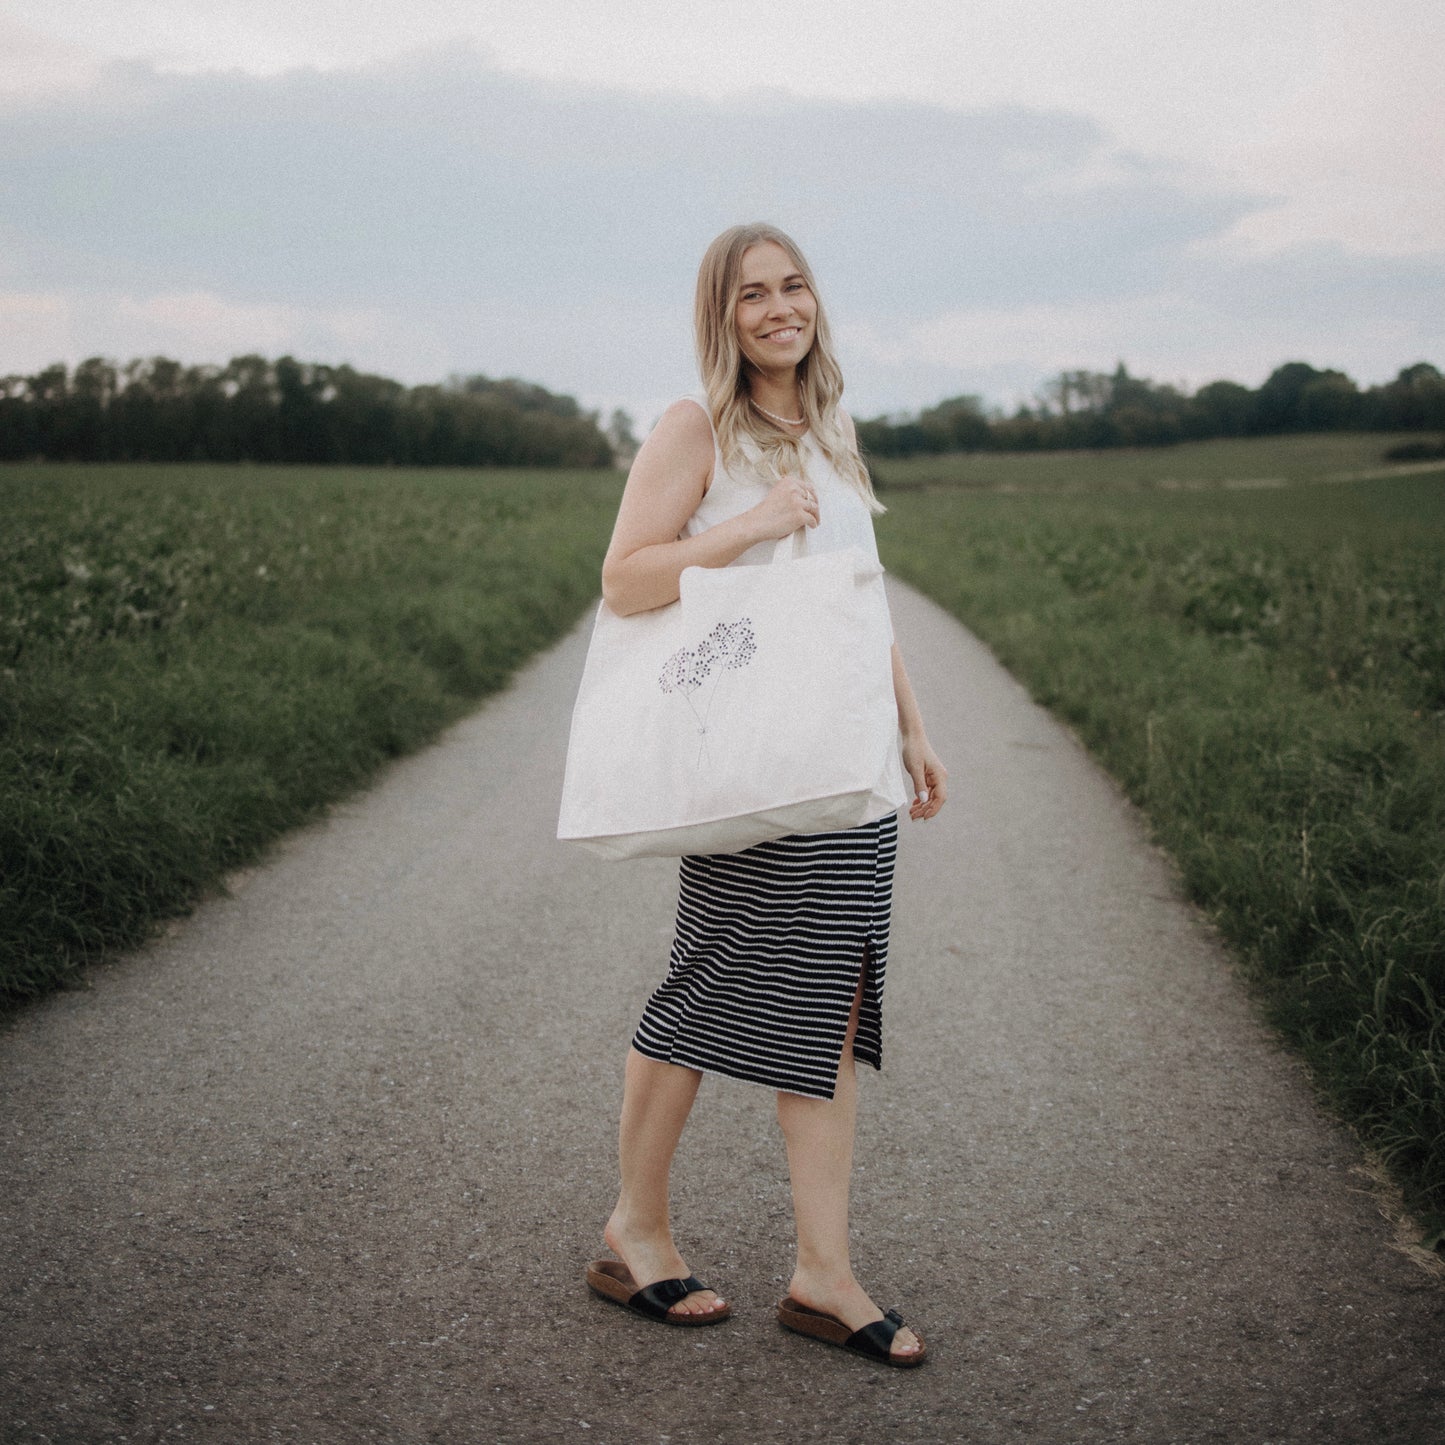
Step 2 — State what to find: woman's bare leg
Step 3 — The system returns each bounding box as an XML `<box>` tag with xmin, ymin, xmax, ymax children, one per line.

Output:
<box><xmin>775</xmin><ymin>964</ymin><xmax>922</xmax><ymax>1357</ymax></box>
<box><xmin>602</xmin><ymin>1046</ymin><xmax>725</xmax><ymax>1317</ymax></box>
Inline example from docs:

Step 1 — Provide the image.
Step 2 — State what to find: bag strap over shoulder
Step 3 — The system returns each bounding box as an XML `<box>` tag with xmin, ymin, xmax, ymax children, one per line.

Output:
<box><xmin>769</xmin><ymin>530</ymin><xmax>807</xmax><ymax>565</ymax></box>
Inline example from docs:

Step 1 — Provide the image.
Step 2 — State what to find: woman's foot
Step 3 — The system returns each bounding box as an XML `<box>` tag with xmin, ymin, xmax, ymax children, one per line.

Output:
<box><xmin>602</xmin><ymin>1210</ymin><xmax>727</xmax><ymax>1319</ymax></box>
<box><xmin>785</xmin><ymin>1270</ymin><xmax>924</xmax><ymax>1361</ymax></box>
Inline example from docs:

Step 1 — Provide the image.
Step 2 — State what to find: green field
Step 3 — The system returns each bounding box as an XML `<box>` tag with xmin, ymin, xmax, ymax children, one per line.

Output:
<box><xmin>1</xmin><ymin>462</ymin><xmax>620</xmax><ymax>1005</ymax></box>
<box><xmin>872</xmin><ymin>430</ymin><xmax>1434</xmax><ymax>493</ymax></box>
<box><xmin>876</xmin><ymin>436</ymin><xmax>1445</xmax><ymax>1237</ymax></box>
<box><xmin>4</xmin><ymin>436</ymin><xmax>1443</xmax><ymax>1234</ymax></box>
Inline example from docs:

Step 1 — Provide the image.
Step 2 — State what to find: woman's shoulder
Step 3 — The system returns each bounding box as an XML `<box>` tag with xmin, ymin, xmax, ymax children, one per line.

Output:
<box><xmin>629</xmin><ymin>397</ymin><xmax>716</xmax><ymax>495</ymax></box>
<box><xmin>651</xmin><ymin>396</ymin><xmax>716</xmax><ymax>449</ymax></box>
<box><xmin>666</xmin><ymin>393</ymin><xmax>712</xmax><ymax>425</ymax></box>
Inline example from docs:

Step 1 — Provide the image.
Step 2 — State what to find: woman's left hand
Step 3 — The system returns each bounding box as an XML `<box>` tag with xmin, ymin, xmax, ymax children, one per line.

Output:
<box><xmin>902</xmin><ymin>734</ymin><xmax>948</xmax><ymax>821</ymax></box>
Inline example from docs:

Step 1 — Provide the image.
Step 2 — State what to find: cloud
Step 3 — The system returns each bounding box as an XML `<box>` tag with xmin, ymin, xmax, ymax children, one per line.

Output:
<box><xmin>0</xmin><ymin>49</ymin><xmax>1257</xmax><ymax>313</ymax></box>
<box><xmin>0</xmin><ymin>18</ymin><xmax>104</xmax><ymax>100</ymax></box>
<box><xmin>845</xmin><ymin>243</ymin><xmax>1445</xmax><ymax>403</ymax></box>
<box><xmin>0</xmin><ymin>287</ymin><xmax>401</xmax><ymax>378</ymax></box>
<box><xmin>0</xmin><ymin>43</ymin><xmax>1439</xmax><ymax>417</ymax></box>
<box><xmin>0</xmin><ymin>290</ymin><xmax>75</xmax><ymax>365</ymax></box>
<box><xmin>12</xmin><ymin>1</ymin><xmax>1445</xmax><ymax>268</ymax></box>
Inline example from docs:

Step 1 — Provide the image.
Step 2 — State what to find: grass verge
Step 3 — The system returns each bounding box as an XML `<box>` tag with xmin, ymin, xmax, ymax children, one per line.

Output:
<box><xmin>878</xmin><ymin>457</ymin><xmax>1445</xmax><ymax>1239</ymax></box>
<box><xmin>872</xmin><ymin>430</ymin><xmax>1431</xmax><ymax>492</ymax></box>
<box><xmin>1</xmin><ymin>462</ymin><xmax>619</xmax><ymax>1008</ymax></box>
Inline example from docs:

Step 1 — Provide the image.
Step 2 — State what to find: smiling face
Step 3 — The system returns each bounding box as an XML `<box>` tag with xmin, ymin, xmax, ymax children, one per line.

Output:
<box><xmin>733</xmin><ymin>240</ymin><xmax>817</xmax><ymax>379</ymax></box>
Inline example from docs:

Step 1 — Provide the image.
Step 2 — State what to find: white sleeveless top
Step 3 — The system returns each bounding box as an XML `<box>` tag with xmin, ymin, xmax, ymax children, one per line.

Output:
<box><xmin>677</xmin><ymin>395</ymin><xmax>885</xmax><ymax>572</ymax></box>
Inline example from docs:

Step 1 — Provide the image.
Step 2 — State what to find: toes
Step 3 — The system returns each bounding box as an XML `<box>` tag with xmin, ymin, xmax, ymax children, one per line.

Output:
<box><xmin>670</xmin><ymin>1291</ymin><xmax>724</xmax><ymax>1317</ymax></box>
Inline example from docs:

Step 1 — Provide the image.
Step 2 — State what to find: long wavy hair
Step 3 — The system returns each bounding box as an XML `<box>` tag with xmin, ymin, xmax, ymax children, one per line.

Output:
<box><xmin>694</xmin><ymin>222</ymin><xmax>882</xmax><ymax>514</ymax></box>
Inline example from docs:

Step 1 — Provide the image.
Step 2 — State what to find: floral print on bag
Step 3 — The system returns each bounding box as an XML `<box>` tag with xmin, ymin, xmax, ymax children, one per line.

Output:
<box><xmin>659</xmin><ymin>618</ymin><xmax>758</xmax><ymax>763</ymax></box>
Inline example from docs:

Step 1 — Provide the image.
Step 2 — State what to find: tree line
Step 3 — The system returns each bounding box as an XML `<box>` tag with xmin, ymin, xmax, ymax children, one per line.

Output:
<box><xmin>8</xmin><ymin>353</ymin><xmax>1443</xmax><ymax>469</ymax></box>
<box><xmin>0</xmin><ymin>355</ymin><xmax>616</xmax><ymax>468</ymax></box>
<box><xmin>856</xmin><ymin>360</ymin><xmax>1445</xmax><ymax>458</ymax></box>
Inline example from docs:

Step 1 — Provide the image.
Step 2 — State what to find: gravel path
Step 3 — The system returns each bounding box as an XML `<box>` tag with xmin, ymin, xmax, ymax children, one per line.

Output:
<box><xmin>2</xmin><ymin>581</ymin><xmax>1441</xmax><ymax>1445</ymax></box>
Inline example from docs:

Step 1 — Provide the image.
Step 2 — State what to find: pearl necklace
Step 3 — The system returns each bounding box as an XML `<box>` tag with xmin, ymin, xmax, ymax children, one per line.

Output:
<box><xmin>750</xmin><ymin>398</ymin><xmax>806</xmax><ymax>426</ymax></box>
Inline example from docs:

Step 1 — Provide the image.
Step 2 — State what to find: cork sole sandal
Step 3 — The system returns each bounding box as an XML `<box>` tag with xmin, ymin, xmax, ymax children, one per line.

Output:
<box><xmin>777</xmin><ymin>1296</ymin><xmax>927</xmax><ymax>1367</ymax></box>
<box><xmin>586</xmin><ymin>1259</ymin><xmax>731</xmax><ymax>1326</ymax></box>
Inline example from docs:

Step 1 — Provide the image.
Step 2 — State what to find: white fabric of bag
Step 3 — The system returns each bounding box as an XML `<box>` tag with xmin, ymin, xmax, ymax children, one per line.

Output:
<box><xmin>558</xmin><ymin>530</ymin><xmax>907</xmax><ymax>859</ymax></box>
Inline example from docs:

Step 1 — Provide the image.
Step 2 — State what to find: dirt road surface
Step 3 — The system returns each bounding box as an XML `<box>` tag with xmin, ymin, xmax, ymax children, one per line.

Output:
<box><xmin>3</xmin><ymin>581</ymin><xmax>1441</xmax><ymax>1444</ymax></box>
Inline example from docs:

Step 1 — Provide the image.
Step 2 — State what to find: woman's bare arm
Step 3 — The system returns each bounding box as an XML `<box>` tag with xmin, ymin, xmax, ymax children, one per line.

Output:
<box><xmin>601</xmin><ymin>400</ymin><xmax>818</xmax><ymax>616</ymax></box>
<box><xmin>840</xmin><ymin>406</ymin><xmax>948</xmax><ymax>820</ymax></box>
<box><xmin>891</xmin><ymin>643</ymin><xmax>948</xmax><ymax>820</ymax></box>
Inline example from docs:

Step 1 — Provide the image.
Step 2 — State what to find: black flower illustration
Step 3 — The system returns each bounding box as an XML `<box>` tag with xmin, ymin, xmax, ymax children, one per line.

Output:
<box><xmin>659</xmin><ymin>618</ymin><xmax>756</xmax><ymax>694</ymax></box>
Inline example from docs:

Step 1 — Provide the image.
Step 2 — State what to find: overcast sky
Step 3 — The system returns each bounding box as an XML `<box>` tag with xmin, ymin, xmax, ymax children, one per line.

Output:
<box><xmin>2</xmin><ymin>1</ymin><xmax>1441</xmax><ymax>424</ymax></box>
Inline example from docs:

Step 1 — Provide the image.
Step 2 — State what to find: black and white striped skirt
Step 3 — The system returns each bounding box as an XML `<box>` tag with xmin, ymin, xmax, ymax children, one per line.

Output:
<box><xmin>631</xmin><ymin>811</ymin><xmax>899</xmax><ymax>1100</ymax></box>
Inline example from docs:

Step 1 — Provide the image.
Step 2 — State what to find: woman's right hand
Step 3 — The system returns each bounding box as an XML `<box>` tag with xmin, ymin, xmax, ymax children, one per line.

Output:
<box><xmin>751</xmin><ymin>472</ymin><xmax>820</xmax><ymax>541</ymax></box>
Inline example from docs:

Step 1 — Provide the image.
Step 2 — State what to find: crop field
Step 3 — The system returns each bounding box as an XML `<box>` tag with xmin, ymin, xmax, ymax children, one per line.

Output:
<box><xmin>1</xmin><ymin>462</ymin><xmax>620</xmax><ymax>1006</ymax></box>
<box><xmin>872</xmin><ymin>430</ymin><xmax>1433</xmax><ymax>493</ymax></box>
<box><xmin>877</xmin><ymin>439</ymin><xmax>1445</xmax><ymax>1232</ymax></box>
<box><xmin>4</xmin><ymin>436</ymin><xmax>1443</xmax><ymax>1231</ymax></box>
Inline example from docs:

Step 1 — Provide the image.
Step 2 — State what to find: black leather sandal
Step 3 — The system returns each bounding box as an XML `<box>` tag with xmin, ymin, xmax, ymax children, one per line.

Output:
<box><xmin>586</xmin><ymin>1258</ymin><xmax>731</xmax><ymax>1326</ymax></box>
<box><xmin>777</xmin><ymin>1296</ymin><xmax>927</xmax><ymax>1366</ymax></box>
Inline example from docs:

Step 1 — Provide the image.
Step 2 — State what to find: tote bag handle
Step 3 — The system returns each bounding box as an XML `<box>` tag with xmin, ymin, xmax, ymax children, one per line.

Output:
<box><xmin>769</xmin><ymin>528</ymin><xmax>806</xmax><ymax>566</ymax></box>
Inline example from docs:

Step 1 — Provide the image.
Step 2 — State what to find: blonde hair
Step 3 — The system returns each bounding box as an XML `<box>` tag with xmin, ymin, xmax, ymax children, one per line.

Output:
<box><xmin>694</xmin><ymin>222</ymin><xmax>883</xmax><ymax>514</ymax></box>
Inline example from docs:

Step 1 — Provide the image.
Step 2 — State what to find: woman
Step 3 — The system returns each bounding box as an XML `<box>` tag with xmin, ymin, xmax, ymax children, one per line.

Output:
<box><xmin>585</xmin><ymin>222</ymin><xmax>947</xmax><ymax>1367</ymax></box>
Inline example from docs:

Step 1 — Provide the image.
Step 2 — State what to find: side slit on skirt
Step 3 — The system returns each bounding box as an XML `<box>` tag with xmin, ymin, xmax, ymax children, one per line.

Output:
<box><xmin>630</xmin><ymin>812</ymin><xmax>899</xmax><ymax>1102</ymax></box>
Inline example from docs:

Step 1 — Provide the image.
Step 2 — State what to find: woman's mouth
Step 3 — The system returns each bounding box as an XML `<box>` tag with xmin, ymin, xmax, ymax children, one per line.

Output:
<box><xmin>762</xmin><ymin>327</ymin><xmax>801</xmax><ymax>343</ymax></box>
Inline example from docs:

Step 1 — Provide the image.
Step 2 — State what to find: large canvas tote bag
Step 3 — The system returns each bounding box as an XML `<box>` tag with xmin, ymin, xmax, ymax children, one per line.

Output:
<box><xmin>557</xmin><ymin>535</ymin><xmax>906</xmax><ymax>859</ymax></box>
